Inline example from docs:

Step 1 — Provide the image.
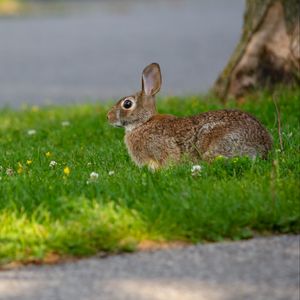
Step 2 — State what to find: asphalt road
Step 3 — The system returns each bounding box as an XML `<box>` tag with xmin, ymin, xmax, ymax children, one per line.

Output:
<box><xmin>0</xmin><ymin>0</ymin><xmax>244</xmax><ymax>107</ymax></box>
<box><xmin>0</xmin><ymin>235</ymin><xmax>299</xmax><ymax>300</ymax></box>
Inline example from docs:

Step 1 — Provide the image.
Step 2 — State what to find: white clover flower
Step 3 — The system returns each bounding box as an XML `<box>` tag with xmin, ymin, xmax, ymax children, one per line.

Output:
<box><xmin>49</xmin><ymin>160</ymin><xmax>57</xmax><ymax>168</ymax></box>
<box><xmin>87</xmin><ymin>172</ymin><xmax>99</xmax><ymax>184</ymax></box>
<box><xmin>90</xmin><ymin>172</ymin><xmax>99</xmax><ymax>180</ymax></box>
<box><xmin>191</xmin><ymin>165</ymin><xmax>203</xmax><ymax>176</ymax></box>
<box><xmin>191</xmin><ymin>165</ymin><xmax>202</xmax><ymax>173</ymax></box>
<box><xmin>27</xmin><ymin>129</ymin><xmax>36</xmax><ymax>136</ymax></box>
<box><xmin>108</xmin><ymin>171</ymin><xmax>115</xmax><ymax>176</ymax></box>
<box><xmin>6</xmin><ymin>168</ymin><xmax>14</xmax><ymax>176</ymax></box>
<box><xmin>61</xmin><ymin>121</ymin><xmax>70</xmax><ymax>127</ymax></box>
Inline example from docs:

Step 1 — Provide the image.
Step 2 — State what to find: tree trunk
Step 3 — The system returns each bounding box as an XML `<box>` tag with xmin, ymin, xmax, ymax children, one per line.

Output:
<box><xmin>214</xmin><ymin>0</ymin><xmax>300</xmax><ymax>101</ymax></box>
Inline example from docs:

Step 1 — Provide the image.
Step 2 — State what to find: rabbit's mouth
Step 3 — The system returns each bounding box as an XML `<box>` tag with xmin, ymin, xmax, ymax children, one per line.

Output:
<box><xmin>109</xmin><ymin>121</ymin><xmax>123</xmax><ymax>128</ymax></box>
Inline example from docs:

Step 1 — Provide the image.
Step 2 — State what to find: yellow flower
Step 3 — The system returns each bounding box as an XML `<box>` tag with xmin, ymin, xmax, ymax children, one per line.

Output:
<box><xmin>17</xmin><ymin>162</ymin><xmax>23</xmax><ymax>174</ymax></box>
<box><xmin>45</xmin><ymin>152</ymin><xmax>52</xmax><ymax>157</ymax></box>
<box><xmin>64</xmin><ymin>167</ymin><xmax>70</xmax><ymax>175</ymax></box>
<box><xmin>26</xmin><ymin>160</ymin><xmax>32</xmax><ymax>165</ymax></box>
<box><xmin>31</xmin><ymin>105</ymin><xmax>39</xmax><ymax>112</ymax></box>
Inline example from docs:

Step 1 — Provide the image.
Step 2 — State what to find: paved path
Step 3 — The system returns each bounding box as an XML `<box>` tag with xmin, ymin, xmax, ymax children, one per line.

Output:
<box><xmin>0</xmin><ymin>235</ymin><xmax>299</xmax><ymax>300</ymax></box>
<box><xmin>0</xmin><ymin>0</ymin><xmax>244</xmax><ymax>107</ymax></box>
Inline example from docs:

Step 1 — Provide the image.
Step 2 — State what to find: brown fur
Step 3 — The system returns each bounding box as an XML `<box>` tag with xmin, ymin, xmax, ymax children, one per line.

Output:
<box><xmin>107</xmin><ymin>63</ymin><xmax>272</xmax><ymax>170</ymax></box>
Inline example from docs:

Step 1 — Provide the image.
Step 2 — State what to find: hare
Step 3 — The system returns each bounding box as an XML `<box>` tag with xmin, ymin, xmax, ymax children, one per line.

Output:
<box><xmin>107</xmin><ymin>63</ymin><xmax>272</xmax><ymax>170</ymax></box>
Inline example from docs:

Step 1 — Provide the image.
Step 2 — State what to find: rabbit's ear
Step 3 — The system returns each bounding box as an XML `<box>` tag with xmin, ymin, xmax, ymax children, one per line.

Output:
<box><xmin>142</xmin><ymin>63</ymin><xmax>162</xmax><ymax>96</ymax></box>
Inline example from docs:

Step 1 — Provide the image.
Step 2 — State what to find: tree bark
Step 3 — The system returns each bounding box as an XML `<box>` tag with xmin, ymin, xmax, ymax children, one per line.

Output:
<box><xmin>214</xmin><ymin>0</ymin><xmax>300</xmax><ymax>101</ymax></box>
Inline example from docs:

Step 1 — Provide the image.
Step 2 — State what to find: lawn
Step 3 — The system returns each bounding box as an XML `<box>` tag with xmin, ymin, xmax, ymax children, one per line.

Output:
<box><xmin>0</xmin><ymin>89</ymin><xmax>299</xmax><ymax>266</ymax></box>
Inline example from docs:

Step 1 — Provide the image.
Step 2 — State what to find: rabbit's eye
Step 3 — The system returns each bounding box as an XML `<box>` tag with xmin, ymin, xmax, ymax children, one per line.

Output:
<box><xmin>122</xmin><ymin>99</ymin><xmax>133</xmax><ymax>109</ymax></box>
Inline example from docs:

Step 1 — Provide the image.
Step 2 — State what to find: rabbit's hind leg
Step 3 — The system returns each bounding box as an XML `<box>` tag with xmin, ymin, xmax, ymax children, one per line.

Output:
<box><xmin>201</xmin><ymin>134</ymin><xmax>258</xmax><ymax>161</ymax></box>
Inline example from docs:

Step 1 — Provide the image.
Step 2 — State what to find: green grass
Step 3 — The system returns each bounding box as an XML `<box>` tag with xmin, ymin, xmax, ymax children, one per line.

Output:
<box><xmin>0</xmin><ymin>89</ymin><xmax>299</xmax><ymax>265</ymax></box>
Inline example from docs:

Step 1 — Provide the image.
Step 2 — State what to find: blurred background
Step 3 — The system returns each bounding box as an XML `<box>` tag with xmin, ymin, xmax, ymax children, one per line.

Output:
<box><xmin>0</xmin><ymin>0</ymin><xmax>244</xmax><ymax>107</ymax></box>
